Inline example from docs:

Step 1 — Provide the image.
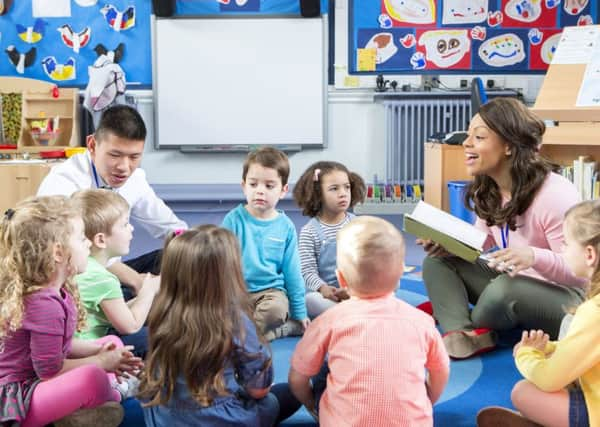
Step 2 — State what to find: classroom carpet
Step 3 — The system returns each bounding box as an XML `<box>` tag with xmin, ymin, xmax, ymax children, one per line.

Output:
<box><xmin>120</xmin><ymin>269</ymin><xmax>522</xmax><ymax>427</ymax></box>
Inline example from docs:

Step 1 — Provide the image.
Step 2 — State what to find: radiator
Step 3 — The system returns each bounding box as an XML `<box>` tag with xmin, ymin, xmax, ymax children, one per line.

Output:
<box><xmin>383</xmin><ymin>98</ymin><xmax>471</xmax><ymax>186</ymax></box>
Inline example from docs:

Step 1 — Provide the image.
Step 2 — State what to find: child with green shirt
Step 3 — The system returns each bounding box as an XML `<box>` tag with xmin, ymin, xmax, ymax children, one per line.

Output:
<box><xmin>72</xmin><ymin>189</ymin><xmax>160</xmax><ymax>358</ymax></box>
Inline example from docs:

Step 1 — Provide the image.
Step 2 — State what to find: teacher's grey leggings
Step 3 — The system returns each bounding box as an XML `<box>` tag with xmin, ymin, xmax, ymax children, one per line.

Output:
<box><xmin>422</xmin><ymin>256</ymin><xmax>585</xmax><ymax>339</ymax></box>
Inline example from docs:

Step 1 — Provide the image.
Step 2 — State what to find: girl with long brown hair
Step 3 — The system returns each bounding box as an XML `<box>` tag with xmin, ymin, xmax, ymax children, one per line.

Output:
<box><xmin>139</xmin><ymin>225</ymin><xmax>300</xmax><ymax>426</ymax></box>
<box><xmin>420</xmin><ymin>97</ymin><xmax>585</xmax><ymax>359</ymax></box>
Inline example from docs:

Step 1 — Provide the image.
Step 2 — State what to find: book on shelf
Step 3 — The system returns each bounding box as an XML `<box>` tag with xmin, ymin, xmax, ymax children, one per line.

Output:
<box><xmin>403</xmin><ymin>201</ymin><xmax>488</xmax><ymax>263</ymax></box>
<box><xmin>562</xmin><ymin>155</ymin><xmax>597</xmax><ymax>200</ymax></box>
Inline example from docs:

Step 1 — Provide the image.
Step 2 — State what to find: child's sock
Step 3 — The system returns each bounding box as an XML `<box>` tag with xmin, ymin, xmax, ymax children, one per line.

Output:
<box><xmin>263</xmin><ymin>319</ymin><xmax>304</xmax><ymax>341</ymax></box>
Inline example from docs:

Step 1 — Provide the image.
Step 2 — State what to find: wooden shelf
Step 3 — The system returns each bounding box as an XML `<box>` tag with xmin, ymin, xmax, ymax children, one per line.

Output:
<box><xmin>424</xmin><ymin>143</ymin><xmax>472</xmax><ymax>212</ymax></box>
<box><xmin>0</xmin><ymin>77</ymin><xmax>79</xmax><ymax>152</ymax></box>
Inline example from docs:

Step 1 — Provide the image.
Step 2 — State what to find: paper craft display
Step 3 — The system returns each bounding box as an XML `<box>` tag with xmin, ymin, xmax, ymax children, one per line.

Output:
<box><xmin>383</xmin><ymin>0</ymin><xmax>436</xmax><ymax>25</ymax></box>
<box><xmin>0</xmin><ymin>0</ymin><xmax>13</xmax><ymax>16</ymax></box>
<box><xmin>32</xmin><ymin>0</ymin><xmax>71</xmax><ymax>17</ymax></box>
<box><xmin>219</xmin><ymin>0</ymin><xmax>260</xmax><ymax>11</ymax></box>
<box><xmin>442</xmin><ymin>0</ymin><xmax>488</xmax><ymax>25</ymax></box>
<box><xmin>58</xmin><ymin>25</ymin><xmax>91</xmax><ymax>53</ymax></box>
<box><xmin>5</xmin><ymin>46</ymin><xmax>36</xmax><ymax>74</ymax></box>
<box><xmin>100</xmin><ymin>5</ymin><xmax>135</xmax><ymax>32</ymax></box>
<box><xmin>417</xmin><ymin>29</ymin><xmax>471</xmax><ymax>68</ymax></box>
<box><xmin>351</xmin><ymin>0</ymin><xmax>598</xmax><ymax>73</ymax></box>
<box><xmin>17</xmin><ymin>19</ymin><xmax>47</xmax><ymax>44</ymax></box>
<box><xmin>42</xmin><ymin>56</ymin><xmax>76</xmax><ymax>81</ymax></box>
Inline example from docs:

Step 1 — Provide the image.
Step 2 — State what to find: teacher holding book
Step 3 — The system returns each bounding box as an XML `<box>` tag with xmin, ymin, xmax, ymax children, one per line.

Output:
<box><xmin>420</xmin><ymin>97</ymin><xmax>586</xmax><ymax>359</ymax></box>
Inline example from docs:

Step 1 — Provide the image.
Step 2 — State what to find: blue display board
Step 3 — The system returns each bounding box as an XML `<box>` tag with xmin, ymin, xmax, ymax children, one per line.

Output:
<box><xmin>0</xmin><ymin>1</ymin><xmax>152</xmax><ymax>87</ymax></box>
<box><xmin>350</xmin><ymin>0</ymin><xmax>599</xmax><ymax>74</ymax></box>
<box><xmin>175</xmin><ymin>0</ymin><xmax>328</xmax><ymax>15</ymax></box>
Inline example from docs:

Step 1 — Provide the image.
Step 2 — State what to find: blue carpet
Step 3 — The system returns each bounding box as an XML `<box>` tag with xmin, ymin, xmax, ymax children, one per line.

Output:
<box><xmin>120</xmin><ymin>269</ymin><xmax>521</xmax><ymax>427</ymax></box>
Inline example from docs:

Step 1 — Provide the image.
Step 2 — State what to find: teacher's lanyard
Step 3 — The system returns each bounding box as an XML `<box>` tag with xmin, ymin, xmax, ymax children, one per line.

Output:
<box><xmin>91</xmin><ymin>160</ymin><xmax>102</xmax><ymax>189</ymax></box>
<box><xmin>500</xmin><ymin>224</ymin><xmax>510</xmax><ymax>249</ymax></box>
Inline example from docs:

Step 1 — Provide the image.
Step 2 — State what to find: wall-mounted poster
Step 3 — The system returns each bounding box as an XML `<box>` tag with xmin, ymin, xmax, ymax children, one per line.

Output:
<box><xmin>350</xmin><ymin>0</ymin><xmax>599</xmax><ymax>74</ymax></box>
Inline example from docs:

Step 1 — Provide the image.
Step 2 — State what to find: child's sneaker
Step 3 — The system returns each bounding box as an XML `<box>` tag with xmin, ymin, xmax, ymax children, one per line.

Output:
<box><xmin>477</xmin><ymin>406</ymin><xmax>541</xmax><ymax>426</ymax></box>
<box><xmin>263</xmin><ymin>319</ymin><xmax>304</xmax><ymax>341</ymax></box>
<box><xmin>113</xmin><ymin>372</ymin><xmax>141</xmax><ymax>399</ymax></box>
<box><xmin>54</xmin><ymin>401</ymin><xmax>123</xmax><ymax>427</ymax></box>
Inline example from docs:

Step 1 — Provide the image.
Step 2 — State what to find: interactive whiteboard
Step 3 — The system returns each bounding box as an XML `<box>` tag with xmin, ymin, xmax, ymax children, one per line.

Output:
<box><xmin>153</xmin><ymin>16</ymin><xmax>326</xmax><ymax>150</ymax></box>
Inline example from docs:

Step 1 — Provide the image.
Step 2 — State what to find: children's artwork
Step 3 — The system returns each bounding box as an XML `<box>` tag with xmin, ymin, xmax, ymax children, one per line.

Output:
<box><xmin>477</xmin><ymin>32</ymin><xmax>526</xmax><ymax>67</ymax></box>
<box><xmin>6</xmin><ymin>46</ymin><xmax>36</xmax><ymax>74</ymax></box>
<box><xmin>442</xmin><ymin>0</ymin><xmax>488</xmax><ymax>25</ymax></box>
<box><xmin>16</xmin><ymin>19</ymin><xmax>47</xmax><ymax>44</ymax></box>
<box><xmin>41</xmin><ymin>56</ymin><xmax>76</xmax><ymax>81</ymax></box>
<box><xmin>58</xmin><ymin>25</ymin><xmax>91</xmax><ymax>53</ymax></box>
<box><xmin>382</xmin><ymin>0</ymin><xmax>436</xmax><ymax>25</ymax></box>
<box><xmin>364</xmin><ymin>32</ymin><xmax>398</xmax><ymax>64</ymax></box>
<box><xmin>418</xmin><ymin>29</ymin><xmax>471</xmax><ymax>68</ymax></box>
<box><xmin>32</xmin><ymin>0</ymin><xmax>71</xmax><ymax>17</ymax></box>
<box><xmin>100</xmin><ymin>5</ymin><xmax>135</xmax><ymax>32</ymax></box>
<box><xmin>350</xmin><ymin>0</ymin><xmax>599</xmax><ymax>74</ymax></box>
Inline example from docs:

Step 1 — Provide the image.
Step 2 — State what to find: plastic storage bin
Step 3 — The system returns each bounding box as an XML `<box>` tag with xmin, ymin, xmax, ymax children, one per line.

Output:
<box><xmin>447</xmin><ymin>180</ymin><xmax>475</xmax><ymax>224</ymax></box>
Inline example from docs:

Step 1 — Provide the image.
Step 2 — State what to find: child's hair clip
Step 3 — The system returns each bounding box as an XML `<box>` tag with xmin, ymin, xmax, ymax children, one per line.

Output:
<box><xmin>313</xmin><ymin>168</ymin><xmax>321</xmax><ymax>182</ymax></box>
<box><xmin>173</xmin><ymin>228</ymin><xmax>185</xmax><ymax>236</ymax></box>
<box><xmin>4</xmin><ymin>208</ymin><xmax>15</xmax><ymax>220</ymax></box>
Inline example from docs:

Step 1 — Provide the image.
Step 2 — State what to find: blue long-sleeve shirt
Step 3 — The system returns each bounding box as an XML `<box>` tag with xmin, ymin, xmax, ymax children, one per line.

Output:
<box><xmin>222</xmin><ymin>204</ymin><xmax>307</xmax><ymax>320</ymax></box>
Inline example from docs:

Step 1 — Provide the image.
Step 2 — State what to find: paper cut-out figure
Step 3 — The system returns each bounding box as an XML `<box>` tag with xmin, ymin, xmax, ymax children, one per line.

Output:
<box><xmin>400</xmin><ymin>33</ymin><xmax>416</xmax><ymax>48</ymax></box>
<box><xmin>410</xmin><ymin>52</ymin><xmax>426</xmax><ymax>69</ymax></box>
<box><xmin>6</xmin><ymin>46</ymin><xmax>36</xmax><ymax>74</ymax></box>
<box><xmin>379</xmin><ymin>14</ymin><xmax>393</xmax><ymax>28</ymax></box>
<box><xmin>16</xmin><ymin>19</ymin><xmax>47</xmax><ymax>44</ymax></box>
<box><xmin>528</xmin><ymin>28</ymin><xmax>543</xmax><ymax>44</ymax></box>
<box><xmin>564</xmin><ymin>0</ymin><xmax>588</xmax><ymax>15</ymax></box>
<box><xmin>383</xmin><ymin>0</ymin><xmax>435</xmax><ymax>25</ymax></box>
<box><xmin>545</xmin><ymin>0</ymin><xmax>561</xmax><ymax>8</ymax></box>
<box><xmin>487</xmin><ymin>10</ymin><xmax>503</xmax><ymax>26</ymax></box>
<box><xmin>42</xmin><ymin>56</ymin><xmax>76</xmax><ymax>81</ymax></box>
<box><xmin>364</xmin><ymin>32</ymin><xmax>398</xmax><ymax>64</ymax></box>
<box><xmin>100</xmin><ymin>5</ymin><xmax>135</xmax><ymax>31</ymax></box>
<box><xmin>442</xmin><ymin>0</ymin><xmax>488</xmax><ymax>25</ymax></box>
<box><xmin>418</xmin><ymin>29</ymin><xmax>470</xmax><ymax>68</ymax></box>
<box><xmin>578</xmin><ymin>14</ymin><xmax>593</xmax><ymax>24</ymax></box>
<box><xmin>84</xmin><ymin>43</ymin><xmax>126</xmax><ymax>115</ymax></box>
<box><xmin>471</xmin><ymin>26</ymin><xmax>487</xmax><ymax>41</ymax></box>
<box><xmin>540</xmin><ymin>32</ymin><xmax>561</xmax><ymax>63</ymax></box>
<box><xmin>478</xmin><ymin>33</ymin><xmax>525</xmax><ymax>67</ymax></box>
<box><xmin>505</xmin><ymin>0</ymin><xmax>542</xmax><ymax>23</ymax></box>
<box><xmin>58</xmin><ymin>25</ymin><xmax>91</xmax><ymax>54</ymax></box>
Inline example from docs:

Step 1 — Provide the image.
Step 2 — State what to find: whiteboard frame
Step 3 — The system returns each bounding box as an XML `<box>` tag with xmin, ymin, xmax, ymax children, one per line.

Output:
<box><xmin>151</xmin><ymin>14</ymin><xmax>328</xmax><ymax>151</ymax></box>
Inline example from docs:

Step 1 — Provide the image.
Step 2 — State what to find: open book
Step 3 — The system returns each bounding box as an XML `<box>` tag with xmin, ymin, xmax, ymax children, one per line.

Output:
<box><xmin>403</xmin><ymin>201</ymin><xmax>487</xmax><ymax>263</ymax></box>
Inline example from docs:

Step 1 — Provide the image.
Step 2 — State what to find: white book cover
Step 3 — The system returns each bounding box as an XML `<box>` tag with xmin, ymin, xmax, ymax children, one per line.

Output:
<box><xmin>406</xmin><ymin>201</ymin><xmax>487</xmax><ymax>250</ymax></box>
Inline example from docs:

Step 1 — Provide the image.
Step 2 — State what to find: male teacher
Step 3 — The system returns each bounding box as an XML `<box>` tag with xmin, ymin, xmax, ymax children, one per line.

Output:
<box><xmin>38</xmin><ymin>104</ymin><xmax>187</xmax><ymax>294</ymax></box>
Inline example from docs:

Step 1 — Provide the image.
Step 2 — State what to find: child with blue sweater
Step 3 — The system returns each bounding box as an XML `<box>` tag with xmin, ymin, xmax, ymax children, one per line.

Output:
<box><xmin>222</xmin><ymin>147</ymin><xmax>309</xmax><ymax>341</ymax></box>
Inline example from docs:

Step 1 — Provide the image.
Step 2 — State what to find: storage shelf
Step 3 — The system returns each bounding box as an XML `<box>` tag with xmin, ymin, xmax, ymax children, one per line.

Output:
<box><xmin>353</xmin><ymin>201</ymin><xmax>419</xmax><ymax>215</ymax></box>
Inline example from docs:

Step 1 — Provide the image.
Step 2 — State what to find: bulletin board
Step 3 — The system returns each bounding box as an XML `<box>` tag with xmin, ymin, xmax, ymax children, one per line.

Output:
<box><xmin>349</xmin><ymin>0</ymin><xmax>599</xmax><ymax>74</ymax></box>
<box><xmin>0</xmin><ymin>0</ymin><xmax>152</xmax><ymax>87</ymax></box>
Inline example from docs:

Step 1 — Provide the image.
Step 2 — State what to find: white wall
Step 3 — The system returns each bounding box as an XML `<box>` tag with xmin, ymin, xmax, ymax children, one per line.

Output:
<box><xmin>137</xmin><ymin>1</ymin><xmax>544</xmax><ymax>185</ymax></box>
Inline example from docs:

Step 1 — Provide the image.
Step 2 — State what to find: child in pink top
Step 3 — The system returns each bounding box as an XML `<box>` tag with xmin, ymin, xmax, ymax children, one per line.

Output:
<box><xmin>289</xmin><ymin>216</ymin><xmax>450</xmax><ymax>427</ymax></box>
<box><xmin>0</xmin><ymin>196</ymin><xmax>142</xmax><ymax>427</ymax></box>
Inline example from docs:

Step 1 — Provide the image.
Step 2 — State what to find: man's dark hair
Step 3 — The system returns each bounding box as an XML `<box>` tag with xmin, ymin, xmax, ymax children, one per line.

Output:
<box><xmin>95</xmin><ymin>105</ymin><xmax>147</xmax><ymax>142</ymax></box>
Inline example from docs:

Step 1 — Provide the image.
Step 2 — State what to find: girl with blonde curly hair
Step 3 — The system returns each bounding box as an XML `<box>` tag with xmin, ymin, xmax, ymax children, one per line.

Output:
<box><xmin>0</xmin><ymin>196</ymin><xmax>141</xmax><ymax>427</ymax></box>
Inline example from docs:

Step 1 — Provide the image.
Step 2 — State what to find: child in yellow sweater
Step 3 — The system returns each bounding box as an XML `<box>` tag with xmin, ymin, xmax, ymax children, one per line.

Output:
<box><xmin>478</xmin><ymin>199</ymin><xmax>600</xmax><ymax>427</ymax></box>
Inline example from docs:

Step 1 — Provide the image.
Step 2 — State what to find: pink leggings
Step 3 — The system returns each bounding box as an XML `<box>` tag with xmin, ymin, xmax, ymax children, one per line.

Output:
<box><xmin>21</xmin><ymin>336</ymin><xmax>123</xmax><ymax>427</ymax></box>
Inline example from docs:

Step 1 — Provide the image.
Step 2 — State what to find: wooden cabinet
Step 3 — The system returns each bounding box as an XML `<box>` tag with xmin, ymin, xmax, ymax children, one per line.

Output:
<box><xmin>424</xmin><ymin>142</ymin><xmax>471</xmax><ymax>212</ymax></box>
<box><xmin>0</xmin><ymin>77</ymin><xmax>79</xmax><ymax>155</ymax></box>
<box><xmin>0</xmin><ymin>162</ymin><xmax>53</xmax><ymax>213</ymax></box>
